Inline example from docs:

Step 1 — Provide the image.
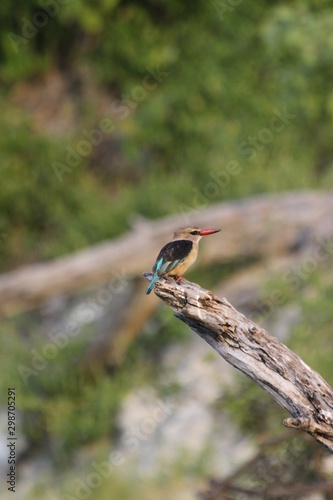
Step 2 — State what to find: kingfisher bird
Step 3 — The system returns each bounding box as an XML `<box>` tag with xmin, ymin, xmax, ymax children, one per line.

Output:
<box><xmin>145</xmin><ymin>226</ymin><xmax>221</xmax><ymax>295</ymax></box>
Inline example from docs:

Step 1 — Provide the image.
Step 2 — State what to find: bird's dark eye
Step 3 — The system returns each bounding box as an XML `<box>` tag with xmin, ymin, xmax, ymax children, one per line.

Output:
<box><xmin>190</xmin><ymin>230</ymin><xmax>199</xmax><ymax>235</ymax></box>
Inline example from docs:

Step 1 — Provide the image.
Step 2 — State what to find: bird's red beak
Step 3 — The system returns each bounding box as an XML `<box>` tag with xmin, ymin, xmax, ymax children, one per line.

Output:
<box><xmin>199</xmin><ymin>228</ymin><xmax>221</xmax><ymax>236</ymax></box>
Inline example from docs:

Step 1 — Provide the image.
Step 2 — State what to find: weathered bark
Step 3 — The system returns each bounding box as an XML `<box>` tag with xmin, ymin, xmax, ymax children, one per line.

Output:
<box><xmin>0</xmin><ymin>191</ymin><xmax>333</xmax><ymax>316</ymax></box>
<box><xmin>144</xmin><ymin>273</ymin><xmax>333</xmax><ymax>452</ymax></box>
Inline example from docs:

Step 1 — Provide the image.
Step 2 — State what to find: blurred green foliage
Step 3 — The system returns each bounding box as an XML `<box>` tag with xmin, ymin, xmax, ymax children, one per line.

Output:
<box><xmin>0</xmin><ymin>110</ymin><xmax>119</xmax><ymax>269</ymax></box>
<box><xmin>0</xmin><ymin>318</ymin><xmax>152</xmax><ymax>457</ymax></box>
<box><xmin>0</xmin><ymin>0</ymin><xmax>333</xmax><ymax>269</ymax></box>
<box><xmin>0</xmin><ymin>0</ymin><xmax>333</xmax><ymax>496</ymax></box>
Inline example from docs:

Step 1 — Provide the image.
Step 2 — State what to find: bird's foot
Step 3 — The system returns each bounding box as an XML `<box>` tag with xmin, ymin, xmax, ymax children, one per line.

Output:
<box><xmin>175</xmin><ymin>275</ymin><xmax>183</xmax><ymax>283</ymax></box>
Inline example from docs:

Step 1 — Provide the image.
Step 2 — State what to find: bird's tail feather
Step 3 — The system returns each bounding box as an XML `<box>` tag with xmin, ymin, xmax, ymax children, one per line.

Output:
<box><xmin>145</xmin><ymin>274</ymin><xmax>159</xmax><ymax>295</ymax></box>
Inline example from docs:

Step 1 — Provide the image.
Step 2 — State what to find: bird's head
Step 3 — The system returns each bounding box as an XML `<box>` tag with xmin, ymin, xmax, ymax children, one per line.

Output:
<box><xmin>173</xmin><ymin>226</ymin><xmax>221</xmax><ymax>242</ymax></box>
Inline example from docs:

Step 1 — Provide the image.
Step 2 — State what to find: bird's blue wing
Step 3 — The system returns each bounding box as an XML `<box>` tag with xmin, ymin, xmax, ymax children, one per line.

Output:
<box><xmin>146</xmin><ymin>240</ymin><xmax>192</xmax><ymax>295</ymax></box>
<box><xmin>155</xmin><ymin>258</ymin><xmax>170</xmax><ymax>275</ymax></box>
<box><xmin>152</xmin><ymin>240</ymin><xmax>193</xmax><ymax>276</ymax></box>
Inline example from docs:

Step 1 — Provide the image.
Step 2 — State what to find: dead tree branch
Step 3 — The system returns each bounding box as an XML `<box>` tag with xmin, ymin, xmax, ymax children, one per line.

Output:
<box><xmin>143</xmin><ymin>273</ymin><xmax>333</xmax><ymax>452</ymax></box>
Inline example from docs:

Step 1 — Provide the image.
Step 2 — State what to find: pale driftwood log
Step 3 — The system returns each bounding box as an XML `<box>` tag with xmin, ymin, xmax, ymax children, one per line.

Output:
<box><xmin>0</xmin><ymin>191</ymin><xmax>333</xmax><ymax>316</ymax></box>
<box><xmin>143</xmin><ymin>273</ymin><xmax>333</xmax><ymax>452</ymax></box>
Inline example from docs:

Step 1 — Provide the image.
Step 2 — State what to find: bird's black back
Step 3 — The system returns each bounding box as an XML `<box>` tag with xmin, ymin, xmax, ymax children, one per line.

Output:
<box><xmin>153</xmin><ymin>239</ymin><xmax>193</xmax><ymax>274</ymax></box>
